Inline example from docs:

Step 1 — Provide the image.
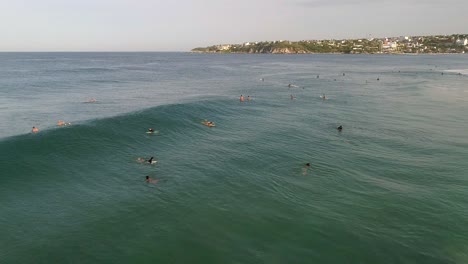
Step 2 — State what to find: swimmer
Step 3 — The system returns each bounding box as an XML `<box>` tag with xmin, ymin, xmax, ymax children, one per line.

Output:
<box><xmin>247</xmin><ymin>95</ymin><xmax>251</xmax><ymax>101</ymax></box>
<box><xmin>148</xmin><ymin>128</ymin><xmax>155</xmax><ymax>133</ymax></box>
<box><xmin>337</xmin><ymin>125</ymin><xmax>343</xmax><ymax>131</ymax></box>
<box><xmin>137</xmin><ymin>157</ymin><xmax>146</xmax><ymax>163</ymax></box>
<box><xmin>240</xmin><ymin>95</ymin><xmax>244</xmax><ymax>102</ymax></box>
<box><xmin>306</xmin><ymin>163</ymin><xmax>311</xmax><ymax>167</ymax></box>
<box><xmin>317</xmin><ymin>75</ymin><xmax>319</xmax><ymax>79</ymax></box>
<box><xmin>87</xmin><ymin>98</ymin><xmax>97</xmax><ymax>103</ymax></box>
<box><xmin>31</xmin><ymin>126</ymin><xmax>39</xmax><ymax>133</ymax></box>
<box><xmin>441</xmin><ymin>72</ymin><xmax>444</xmax><ymax>75</ymax></box>
<box><xmin>145</xmin><ymin>176</ymin><xmax>159</xmax><ymax>184</ymax></box>
<box><xmin>377</xmin><ymin>77</ymin><xmax>380</xmax><ymax>81</ymax></box>
<box><xmin>290</xmin><ymin>94</ymin><xmax>296</xmax><ymax>100</ymax></box>
<box><xmin>343</xmin><ymin>73</ymin><xmax>345</xmax><ymax>76</ymax></box>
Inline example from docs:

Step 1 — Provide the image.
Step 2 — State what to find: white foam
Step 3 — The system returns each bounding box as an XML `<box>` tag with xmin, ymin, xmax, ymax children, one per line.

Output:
<box><xmin>445</xmin><ymin>69</ymin><xmax>468</xmax><ymax>75</ymax></box>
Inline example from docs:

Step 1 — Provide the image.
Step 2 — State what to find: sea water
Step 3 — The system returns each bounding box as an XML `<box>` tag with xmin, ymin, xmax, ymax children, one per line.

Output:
<box><xmin>1</xmin><ymin>53</ymin><xmax>468</xmax><ymax>263</ymax></box>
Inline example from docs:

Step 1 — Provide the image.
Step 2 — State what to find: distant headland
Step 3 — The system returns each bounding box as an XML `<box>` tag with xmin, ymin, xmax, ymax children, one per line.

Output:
<box><xmin>192</xmin><ymin>34</ymin><xmax>468</xmax><ymax>54</ymax></box>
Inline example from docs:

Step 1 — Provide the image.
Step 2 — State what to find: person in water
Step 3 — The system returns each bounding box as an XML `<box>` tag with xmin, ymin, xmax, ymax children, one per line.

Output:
<box><xmin>148</xmin><ymin>128</ymin><xmax>154</xmax><ymax>133</ymax></box>
<box><xmin>57</xmin><ymin>120</ymin><xmax>68</xmax><ymax>126</ymax></box>
<box><xmin>203</xmin><ymin>120</ymin><xmax>215</xmax><ymax>127</ymax></box>
<box><xmin>31</xmin><ymin>126</ymin><xmax>39</xmax><ymax>133</ymax></box>
<box><xmin>146</xmin><ymin>176</ymin><xmax>159</xmax><ymax>184</ymax></box>
<box><xmin>240</xmin><ymin>95</ymin><xmax>244</xmax><ymax>102</ymax></box>
<box><xmin>303</xmin><ymin>163</ymin><xmax>311</xmax><ymax>175</ymax></box>
<box><xmin>247</xmin><ymin>96</ymin><xmax>251</xmax><ymax>101</ymax></box>
<box><xmin>337</xmin><ymin>125</ymin><xmax>343</xmax><ymax>131</ymax></box>
<box><xmin>148</xmin><ymin>157</ymin><xmax>154</xmax><ymax>164</ymax></box>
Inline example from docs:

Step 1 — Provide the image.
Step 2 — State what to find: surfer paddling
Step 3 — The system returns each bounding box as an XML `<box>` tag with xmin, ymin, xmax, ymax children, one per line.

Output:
<box><xmin>202</xmin><ymin>120</ymin><xmax>215</xmax><ymax>127</ymax></box>
<box><xmin>137</xmin><ymin>157</ymin><xmax>156</xmax><ymax>164</ymax></box>
<box><xmin>57</xmin><ymin>120</ymin><xmax>71</xmax><ymax>126</ymax></box>
<box><xmin>145</xmin><ymin>176</ymin><xmax>159</xmax><ymax>184</ymax></box>
<box><xmin>302</xmin><ymin>163</ymin><xmax>311</xmax><ymax>175</ymax></box>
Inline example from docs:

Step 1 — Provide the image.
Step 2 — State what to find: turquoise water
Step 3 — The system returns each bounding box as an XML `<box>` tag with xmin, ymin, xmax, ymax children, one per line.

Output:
<box><xmin>1</xmin><ymin>53</ymin><xmax>468</xmax><ymax>263</ymax></box>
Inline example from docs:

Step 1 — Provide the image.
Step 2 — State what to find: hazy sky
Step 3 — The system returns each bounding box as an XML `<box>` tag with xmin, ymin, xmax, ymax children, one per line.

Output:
<box><xmin>0</xmin><ymin>0</ymin><xmax>467</xmax><ymax>51</ymax></box>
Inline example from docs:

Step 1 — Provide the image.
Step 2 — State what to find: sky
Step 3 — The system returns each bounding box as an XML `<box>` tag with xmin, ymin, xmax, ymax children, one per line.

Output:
<box><xmin>0</xmin><ymin>0</ymin><xmax>467</xmax><ymax>51</ymax></box>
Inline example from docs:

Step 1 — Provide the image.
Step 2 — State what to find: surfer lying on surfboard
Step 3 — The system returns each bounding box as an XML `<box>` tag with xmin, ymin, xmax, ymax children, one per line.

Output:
<box><xmin>202</xmin><ymin>120</ymin><xmax>215</xmax><ymax>127</ymax></box>
<box><xmin>145</xmin><ymin>176</ymin><xmax>159</xmax><ymax>184</ymax></box>
<box><xmin>137</xmin><ymin>157</ymin><xmax>157</xmax><ymax>164</ymax></box>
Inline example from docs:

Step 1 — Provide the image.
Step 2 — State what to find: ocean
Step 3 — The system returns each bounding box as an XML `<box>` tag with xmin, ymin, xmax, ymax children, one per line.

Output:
<box><xmin>1</xmin><ymin>52</ymin><xmax>468</xmax><ymax>263</ymax></box>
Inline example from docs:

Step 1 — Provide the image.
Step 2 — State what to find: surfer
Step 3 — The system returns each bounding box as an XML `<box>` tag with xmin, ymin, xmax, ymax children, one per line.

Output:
<box><xmin>322</xmin><ymin>94</ymin><xmax>326</xmax><ymax>100</ymax></box>
<box><xmin>288</xmin><ymin>84</ymin><xmax>292</xmax><ymax>88</ymax></box>
<box><xmin>302</xmin><ymin>163</ymin><xmax>311</xmax><ymax>175</ymax></box>
<box><xmin>240</xmin><ymin>95</ymin><xmax>244</xmax><ymax>102</ymax></box>
<box><xmin>148</xmin><ymin>157</ymin><xmax>154</xmax><ymax>164</ymax></box>
<box><xmin>145</xmin><ymin>176</ymin><xmax>159</xmax><ymax>184</ymax></box>
<box><xmin>202</xmin><ymin>120</ymin><xmax>215</xmax><ymax>127</ymax></box>
<box><xmin>57</xmin><ymin>120</ymin><xmax>70</xmax><ymax>126</ymax></box>
<box><xmin>148</xmin><ymin>128</ymin><xmax>154</xmax><ymax>133</ymax></box>
<box><xmin>337</xmin><ymin>125</ymin><xmax>343</xmax><ymax>131</ymax></box>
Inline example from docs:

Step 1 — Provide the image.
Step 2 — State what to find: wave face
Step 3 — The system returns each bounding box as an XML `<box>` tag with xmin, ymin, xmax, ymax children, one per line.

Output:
<box><xmin>1</xmin><ymin>53</ymin><xmax>468</xmax><ymax>263</ymax></box>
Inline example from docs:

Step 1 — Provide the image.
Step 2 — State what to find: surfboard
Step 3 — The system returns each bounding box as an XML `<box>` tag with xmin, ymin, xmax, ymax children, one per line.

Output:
<box><xmin>202</xmin><ymin>121</ymin><xmax>215</xmax><ymax>127</ymax></box>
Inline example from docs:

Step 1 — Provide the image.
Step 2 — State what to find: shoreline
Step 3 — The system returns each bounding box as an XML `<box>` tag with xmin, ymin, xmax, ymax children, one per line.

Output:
<box><xmin>190</xmin><ymin>51</ymin><xmax>467</xmax><ymax>55</ymax></box>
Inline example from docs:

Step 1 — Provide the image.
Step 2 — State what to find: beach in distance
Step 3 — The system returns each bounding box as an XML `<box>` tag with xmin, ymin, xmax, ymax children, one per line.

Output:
<box><xmin>1</xmin><ymin>52</ymin><xmax>468</xmax><ymax>263</ymax></box>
